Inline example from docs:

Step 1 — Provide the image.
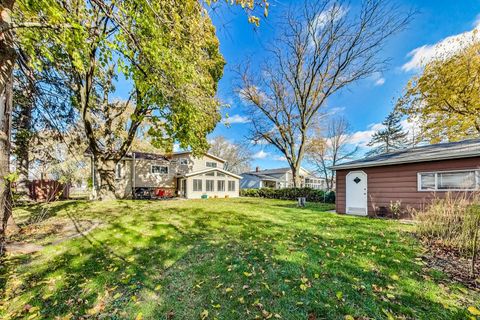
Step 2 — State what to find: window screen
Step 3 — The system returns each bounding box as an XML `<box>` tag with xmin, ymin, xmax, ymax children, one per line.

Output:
<box><xmin>152</xmin><ymin>165</ymin><xmax>168</xmax><ymax>174</ymax></box>
<box><xmin>193</xmin><ymin>179</ymin><xmax>202</xmax><ymax>191</ymax></box>
<box><xmin>437</xmin><ymin>171</ymin><xmax>476</xmax><ymax>190</ymax></box>
<box><xmin>206</xmin><ymin>180</ymin><xmax>214</xmax><ymax>192</ymax></box>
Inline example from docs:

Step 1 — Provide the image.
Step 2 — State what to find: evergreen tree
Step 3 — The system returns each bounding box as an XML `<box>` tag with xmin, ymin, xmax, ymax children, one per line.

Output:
<box><xmin>366</xmin><ymin>111</ymin><xmax>408</xmax><ymax>156</ymax></box>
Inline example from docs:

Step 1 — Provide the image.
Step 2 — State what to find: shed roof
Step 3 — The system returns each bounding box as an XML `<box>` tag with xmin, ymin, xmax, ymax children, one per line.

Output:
<box><xmin>331</xmin><ymin>138</ymin><xmax>480</xmax><ymax>170</ymax></box>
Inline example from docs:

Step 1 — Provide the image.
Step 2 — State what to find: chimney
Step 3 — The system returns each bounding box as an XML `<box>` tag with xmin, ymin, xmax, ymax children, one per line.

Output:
<box><xmin>255</xmin><ymin>166</ymin><xmax>260</xmax><ymax>172</ymax></box>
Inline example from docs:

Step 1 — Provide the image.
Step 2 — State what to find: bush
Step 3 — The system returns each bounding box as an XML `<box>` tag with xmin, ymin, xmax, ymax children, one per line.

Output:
<box><xmin>415</xmin><ymin>193</ymin><xmax>480</xmax><ymax>275</ymax></box>
<box><xmin>240</xmin><ymin>187</ymin><xmax>335</xmax><ymax>203</ymax></box>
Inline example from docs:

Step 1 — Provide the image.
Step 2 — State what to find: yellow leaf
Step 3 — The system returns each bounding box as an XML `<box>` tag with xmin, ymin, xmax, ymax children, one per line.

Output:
<box><xmin>468</xmin><ymin>306</ymin><xmax>480</xmax><ymax>315</ymax></box>
<box><xmin>154</xmin><ymin>285</ymin><xmax>162</xmax><ymax>291</ymax></box>
<box><xmin>243</xmin><ymin>272</ymin><xmax>252</xmax><ymax>277</ymax></box>
<box><xmin>225</xmin><ymin>287</ymin><xmax>233</xmax><ymax>293</ymax></box>
<box><xmin>135</xmin><ymin>313</ymin><xmax>143</xmax><ymax>320</ymax></box>
<box><xmin>344</xmin><ymin>316</ymin><xmax>355</xmax><ymax>320</ymax></box>
<box><xmin>390</xmin><ymin>274</ymin><xmax>400</xmax><ymax>281</ymax></box>
<box><xmin>336</xmin><ymin>291</ymin><xmax>343</xmax><ymax>300</ymax></box>
<box><xmin>238</xmin><ymin>297</ymin><xmax>245</xmax><ymax>304</ymax></box>
<box><xmin>299</xmin><ymin>284</ymin><xmax>308</xmax><ymax>291</ymax></box>
<box><xmin>200</xmin><ymin>309</ymin><xmax>209</xmax><ymax>320</ymax></box>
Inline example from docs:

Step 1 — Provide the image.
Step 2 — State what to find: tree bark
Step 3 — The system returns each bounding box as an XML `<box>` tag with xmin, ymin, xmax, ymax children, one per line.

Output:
<box><xmin>0</xmin><ymin>0</ymin><xmax>17</xmax><ymax>255</ymax></box>
<box><xmin>291</xmin><ymin>165</ymin><xmax>300</xmax><ymax>188</ymax></box>
<box><xmin>95</xmin><ymin>157</ymin><xmax>117</xmax><ymax>200</ymax></box>
<box><xmin>13</xmin><ymin>102</ymin><xmax>32</xmax><ymax>199</ymax></box>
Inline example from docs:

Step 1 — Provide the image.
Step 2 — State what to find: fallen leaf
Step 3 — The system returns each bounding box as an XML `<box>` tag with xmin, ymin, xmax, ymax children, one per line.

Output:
<box><xmin>200</xmin><ymin>309</ymin><xmax>209</xmax><ymax>320</ymax></box>
<box><xmin>336</xmin><ymin>291</ymin><xmax>343</xmax><ymax>300</ymax></box>
<box><xmin>468</xmin><ymin>306</ymin><xmax>480</xmax><ymax>316</ymax></box>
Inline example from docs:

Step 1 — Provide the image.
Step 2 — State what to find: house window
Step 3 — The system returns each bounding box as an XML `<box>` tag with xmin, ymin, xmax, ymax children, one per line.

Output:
<box><xmin>115</xmin><ymin>162</ymin><xmax>122</xmax><ymax>179</ymax></box>
<box><xmin>217</xmin><ymin>180</ymin><xmax>225</xmax><ymax>191</ymax></box>
<box><xmin>179</xmin><ymin>158</ymin><xmax>188</xmax><ymax>165</ymax></box>
<box><xmin>193</xmin><ymin>179</ymin><xmax>202</xmax><ymax>191</ymax></box>
<box><xmin>228</xmin><ymin>181</ymin><xmax>236</xmax><ymax>191</ymax></box>
<box><xmin>418</xmin><ymin>170</ymin><xmax>479</xmax><ymax>191</ymax></box>
<box><xmin>206</xmin><ymin>180</ymin><xmax>214</xmax><ymax>192</ymax></box>
<box><xmin>151</xmin><ymin>165</ymin><xmax>168</xmax><ymax>174</ymax></box>
<box><xmin>205</xmin><ymin>171</ymin><xmax>215</xmax><ymax>176</ymax></box>
<box><xmin>206</xmin><ymin>161</ymin><xmax>217</xmax><ymax>168</ymax></box>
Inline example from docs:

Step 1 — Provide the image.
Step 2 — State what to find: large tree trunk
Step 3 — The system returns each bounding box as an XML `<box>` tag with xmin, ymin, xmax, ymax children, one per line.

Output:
<box><xmin>14</xmin><ymin>103</ymin><xmax>33</xmax><ymax>199</ymax></box>
<box><xmin>291</xmin><ymin>165</ymin><xmax>300</xmax><ymax>188</ymax></box>
<box><xmin>95</xmin><ymin>157</ymin><xmax>117</xmax><ymax>200</ymax></box>
<box><xmin>13</xmin><ymin>65</ymin><xmax>35</xmax><ymax>200</ymax></box>
<box><xmin>0</xmin><ymin>0</ymin><xmax>17</xmax><ymax>255</ymax></box>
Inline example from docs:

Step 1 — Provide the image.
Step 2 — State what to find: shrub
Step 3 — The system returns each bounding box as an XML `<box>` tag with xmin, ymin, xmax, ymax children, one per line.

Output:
<box><xmin>415</xmin><ymin>193</ymin><xmax>480</xmax><ymax>275</ymax></box>
<box><xmin>240</xmin><ymin>187</ymin><xmax>335</xmax><ymax>203</ymax></box>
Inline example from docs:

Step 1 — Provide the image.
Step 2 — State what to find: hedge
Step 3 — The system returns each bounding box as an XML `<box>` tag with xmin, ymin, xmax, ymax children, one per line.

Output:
<box><xmin>240</xmin><ymin>187</ymin><xmax>335</xmax><ymax>203</ymax></box>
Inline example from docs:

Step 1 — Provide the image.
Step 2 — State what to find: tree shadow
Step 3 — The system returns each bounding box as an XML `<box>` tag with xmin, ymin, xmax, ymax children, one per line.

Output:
<box><xmin>2</xmin><ymin>201</ymin><xmax>475</xmax><ymax>319</ymax></box>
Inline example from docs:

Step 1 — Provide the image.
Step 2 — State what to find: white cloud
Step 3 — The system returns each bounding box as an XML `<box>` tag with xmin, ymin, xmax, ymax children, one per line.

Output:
<box><xmin>272</xmin><ymin>155</ymin><xmax>287</xmax><ymax>162</ymax></box>
<box><xmin>314</xmin><ymin>5</ymin><xmax>348</xmax><ymax>29</ymax></box>
<box><xmin>252</xmin><ymin>150</ymin><xmax>269</xmax><ymax>159</ymax></box>
<box><xmin>349</xmin><ymin>122</ymin><xmax>384</xmax><ymax>147</ymax></box>
<box><xmin>222</xmin><ymin>114</ymin><xmax>251</xmax><ymax>125</ymax></box>
<box><xmin>374</xmin><ymin>77</ymin><xmax>385</xmax><ymax>86</ymax></box>
<box><xmin>349</xmin><ymin>118</ymin><xmax>420</xmax><ymax>149</ymax></box>
<box><xmin>371</xmin><ymin>72</ymin><xmax>385</xmax><ymax>86</ymax></box>
<box><xmin>402</xmin><ymin>24</ymin><xmax>480</xmax><ymax>72</ymax></box>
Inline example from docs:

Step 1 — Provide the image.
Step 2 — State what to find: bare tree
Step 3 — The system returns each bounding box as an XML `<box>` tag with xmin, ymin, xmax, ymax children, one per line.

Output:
<box><xmin>306</xmin><ymin>116</ymin><xmax>357</xmax><ymax>190</ymax></box>
<box><xmin>237</xmin><ymin>0</ymin><xmax>412</xmax><ymax>186</ymax></box>
<box><xmin>208</xmin><ymin>136</ymin><xmax>252</xmax><ymax>174</ymax></box>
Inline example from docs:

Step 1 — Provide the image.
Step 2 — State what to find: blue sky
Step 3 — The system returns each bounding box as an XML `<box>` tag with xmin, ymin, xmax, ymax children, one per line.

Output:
<box><xmin>116</xmin><ymin>1</ymin><xmax>480</xmax><ymax>170</ymax></box>
<box><xmin>204</xmin><ymin>0</ymin><xmax>480</xmax><ymax>170</ymax></box>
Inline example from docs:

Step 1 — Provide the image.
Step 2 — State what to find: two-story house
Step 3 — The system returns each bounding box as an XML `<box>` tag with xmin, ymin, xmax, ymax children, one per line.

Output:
<box><xmin>90</xmin><ymin>151</ymin><xmax>241</xmax><ymax>199</ymax></box>
<box><xmin>240</xmin><ymin>167</ymin><xmax>327</xmax><ymax>190</ymax></box>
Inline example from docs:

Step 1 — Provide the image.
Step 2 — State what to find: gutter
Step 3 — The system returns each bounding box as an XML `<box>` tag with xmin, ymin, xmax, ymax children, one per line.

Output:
<box><xmin>330</xmin><ymin>152</ymin><xmax>480</xmax><ymax>171</ymax></box>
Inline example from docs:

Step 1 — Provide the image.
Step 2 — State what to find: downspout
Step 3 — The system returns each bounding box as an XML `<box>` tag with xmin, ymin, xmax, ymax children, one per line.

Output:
<box><xmin>91</xmin><ymin>156</ymin><xmax>95</xmax><ymax>199</ymax></box>
<box><xmin>132</xmin><ymin>152</ymin><xmax>136</xmax><ymax>198</ymax></box>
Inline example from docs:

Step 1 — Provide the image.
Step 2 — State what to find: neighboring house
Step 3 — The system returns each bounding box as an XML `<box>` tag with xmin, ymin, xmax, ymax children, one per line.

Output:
<box><xmin>240</xmin><ymin>167</ymin><xmax>326</xmax><ymax>190</ymax></box>
<box><xmin>89</xmin><ymin>151</ymin><xmax>241</xmax><ymax>199</ymax></box>
<box><xmin>331</xmin><ymin>139</ymin><xmax>480</xmax><ymax>216</ymax></box>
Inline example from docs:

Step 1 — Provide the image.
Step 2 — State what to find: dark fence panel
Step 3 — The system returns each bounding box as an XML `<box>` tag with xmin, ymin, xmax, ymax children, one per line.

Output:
<box><xmin>29</xmin><ymin>180</ymin><xmax>69</xmax><ymax>202</ymax></box>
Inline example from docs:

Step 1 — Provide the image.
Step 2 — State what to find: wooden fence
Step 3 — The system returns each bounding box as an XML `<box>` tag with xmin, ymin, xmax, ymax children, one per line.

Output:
<box><xmin>28</xmin><ymin>180</ymin><xmax>70</xmax><ymax>202</ymax></box>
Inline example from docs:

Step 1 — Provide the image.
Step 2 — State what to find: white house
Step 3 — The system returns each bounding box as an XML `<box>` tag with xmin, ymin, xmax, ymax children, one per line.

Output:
<box><xmin>240</xmin><ymin>167</ymin><xmax>326</xmax><ymax>190</ymax></box>
<box><xmin>89</xmin><ymin>151</ymin><xmax>241</xmax><ymax>199</ymax></box>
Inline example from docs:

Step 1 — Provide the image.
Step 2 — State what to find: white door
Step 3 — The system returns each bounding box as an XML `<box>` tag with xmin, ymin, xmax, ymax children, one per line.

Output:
<box><xmin>346</xmin><ymin>171</ymin><xmax>368</xmax><ymax>216</ymax></box>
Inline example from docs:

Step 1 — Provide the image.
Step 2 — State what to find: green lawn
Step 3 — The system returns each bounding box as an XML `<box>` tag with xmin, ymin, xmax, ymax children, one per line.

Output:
<box><xmin>1</xmin><ymin>198</ymin><xmax>479</xmax><ymax>319</ymax></box>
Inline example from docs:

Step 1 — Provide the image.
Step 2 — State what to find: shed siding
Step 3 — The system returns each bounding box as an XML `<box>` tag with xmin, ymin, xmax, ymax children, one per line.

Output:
<box><xmin>336</xmin><ymin>157</ymin><xmax>480</xmax><ymax>215</ymax></box>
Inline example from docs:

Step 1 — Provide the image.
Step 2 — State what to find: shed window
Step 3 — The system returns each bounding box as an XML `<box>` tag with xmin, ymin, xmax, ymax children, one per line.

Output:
<box><xmin>206</xmin><ymin>180</ymin><xmax>214</xmax><ymax>192</ymax></box>
<box><xmin>217</xmin><ymin>180</ymin><xmax>225</xmax><ymax>191</ymax></box>
<box><xmin>228</xmin><ymin>181</ymin><xmax>236</xmax><ymax>191</ymax></box>
<box><xmin>418</xmin><ymin>170</ymin><xmax>479</xmax><ymax>191</ymax></box>
<box><xmin>151</xmin><ymin>165</ymin><xmax>168</xmax><ymax>174</ymax></box>
<box><xmin>193</xmin><ymin>179</ymin><xmax>202</xmax><ymax>192</ymax></box>
<box><xmin>206</xmin><ymin>161</ymin><xmax>217</xmax><ymax>168</ymax></box>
